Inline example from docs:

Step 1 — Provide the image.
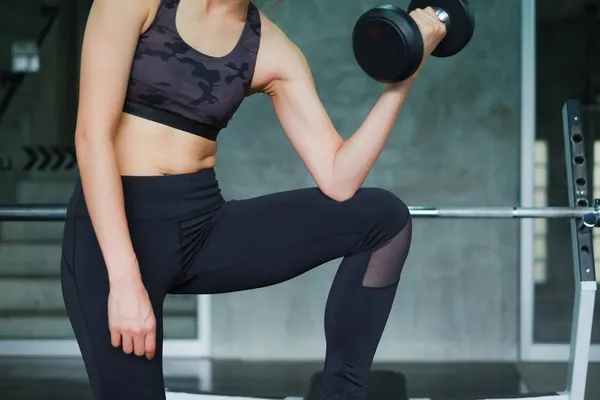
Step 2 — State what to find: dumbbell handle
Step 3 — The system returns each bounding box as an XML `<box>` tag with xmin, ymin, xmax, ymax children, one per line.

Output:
<box><xmin>432</xmin><ymin>7</ymin><xmax>451</xmax><ymax>26</ymax></box>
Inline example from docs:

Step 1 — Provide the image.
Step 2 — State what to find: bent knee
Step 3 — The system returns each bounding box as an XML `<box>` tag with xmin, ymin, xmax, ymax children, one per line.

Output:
<box><xmin>354</xmin><ymin>188</ymin><xmax>411</xmax><ymax>234</ymax></box>
<box><xmin>352</xmin><ymin>189</ymin><xmax>412</xmax><ymax>287</ymax></box>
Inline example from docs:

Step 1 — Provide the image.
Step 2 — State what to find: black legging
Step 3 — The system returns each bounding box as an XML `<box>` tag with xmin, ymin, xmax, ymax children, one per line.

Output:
<box><xmin>61</xmin><ymin>168</ymin><xmax>412</xmax><ymax>400</ymax></box>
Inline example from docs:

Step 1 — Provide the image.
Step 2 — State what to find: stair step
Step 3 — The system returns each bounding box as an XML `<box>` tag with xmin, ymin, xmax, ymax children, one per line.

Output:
<box><xmin>0</xmin><ymin>277</ymin><xmax>197</xmax><ymax>313</ymax></box>
<box><xmin>15</xmin><ymin>180</ymin><xmax>75</xmax><ymax>204</ymax></box>
<box><xmin>0</xmin><ymin>243</ymin><xmax>62</xmax><ymax>275</ymax></box>
<box><xmin>1</xmin><ymin>221</ymin><xmax>65</xmax><ymax>242</ymax></box>
<box><xmin>0</xmin><ymin>312</ymin><xmax>197</xmax><ymax>339</ymax></box>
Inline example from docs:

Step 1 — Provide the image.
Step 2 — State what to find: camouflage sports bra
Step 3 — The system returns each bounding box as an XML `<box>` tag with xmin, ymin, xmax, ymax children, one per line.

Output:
<box><xmin>123</xmin><ymin>0</ymin><xmax>261</xmax><ymax>141</ymax></box>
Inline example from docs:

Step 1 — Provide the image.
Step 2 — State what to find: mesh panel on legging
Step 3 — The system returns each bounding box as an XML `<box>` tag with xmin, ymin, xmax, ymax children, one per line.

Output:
<box><xmin>362</xmin><ymin>217</ymin><xmax>412</xmax><ymax>288</ymax></box>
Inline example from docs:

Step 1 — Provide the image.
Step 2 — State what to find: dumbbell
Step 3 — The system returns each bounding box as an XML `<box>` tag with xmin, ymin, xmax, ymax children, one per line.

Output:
<box><xmin>352</xmin><ymin>0</ymin><xmax>475</xmax><ymax>83</ymax></box>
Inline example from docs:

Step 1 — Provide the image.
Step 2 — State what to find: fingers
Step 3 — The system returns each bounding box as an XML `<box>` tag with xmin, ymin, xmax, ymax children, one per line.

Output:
<box><xmin>110</xmin><ymin>328</ymin><xmax>121</xmax><ymax>348</ymax></box>
<box><xmin>122</xmin><ymin>333</ymin><xmax>134</xmax><ymax>355</ymax></box>
<box><xmin>113</xmin><ymin>321</ymin><xmax>156</xmax><ymax>359</ymax></box>
<box><xmin>133</xmin><ymin>335</ymin><xmax>146</xmax><ymax>357</ymax></box>
<box><xmin>421</xmin><ymin>7</ymin><xmax>443</xmax><ymax>24</ymax></box>
<box><xmin>409</xmin><ymin>6</ymin><xmax>447</xmax><ymax>58</ymax></box>
<box><xmin>113</xmin><ymin>330</ymin><xmax>155</xmax><ymax>359</ymax></box>
<box><xmin>411</xmin><ymin>7</ymin><xmax>446</xmax><ymax>32</ymax></box>
<box><xmin>145</xmin><ymin>331</ymin><xmax>156</xmax><ymax>360</ymax></box>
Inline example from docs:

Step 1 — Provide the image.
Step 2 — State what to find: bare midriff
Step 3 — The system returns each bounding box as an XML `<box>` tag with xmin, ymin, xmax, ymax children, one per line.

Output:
<box><xmin>114</xmin><ymin>113</ymin><xmax>218</xmax><ymax>176</ymax></box>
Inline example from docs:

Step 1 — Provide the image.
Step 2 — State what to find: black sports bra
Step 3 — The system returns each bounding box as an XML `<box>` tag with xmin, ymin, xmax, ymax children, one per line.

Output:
<box><xmin>123</xmin><ymin>0</ymin><xmax>261</xmax><ymax>141</ymax></box>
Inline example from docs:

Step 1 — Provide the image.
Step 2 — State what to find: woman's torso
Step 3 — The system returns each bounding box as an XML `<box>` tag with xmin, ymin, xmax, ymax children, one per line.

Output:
<box><xmin>113</xmin><ymin>0</ymin><xmax>273</xmax><ymax>176</ymax></box>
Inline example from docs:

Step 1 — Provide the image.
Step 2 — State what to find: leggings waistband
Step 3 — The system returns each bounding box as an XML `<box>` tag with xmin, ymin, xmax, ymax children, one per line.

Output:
<box><xmin>68</xmin><ymin>168</ymin><xmax>225</xmax><ymax>220</ymax></box>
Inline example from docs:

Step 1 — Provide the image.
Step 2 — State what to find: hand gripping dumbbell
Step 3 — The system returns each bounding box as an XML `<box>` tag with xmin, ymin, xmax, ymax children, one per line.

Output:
<box><xmin>352</xmin><ymin>0</ymin><xmax>475</xmax><ymax>83</ymax></box>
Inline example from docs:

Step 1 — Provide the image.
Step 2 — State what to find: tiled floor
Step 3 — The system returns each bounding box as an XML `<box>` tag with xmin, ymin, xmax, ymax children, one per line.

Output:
<box><xmin>0</xmin><ymin>358</ymin><xmax>598</xmax><ymax>399</ymax></box>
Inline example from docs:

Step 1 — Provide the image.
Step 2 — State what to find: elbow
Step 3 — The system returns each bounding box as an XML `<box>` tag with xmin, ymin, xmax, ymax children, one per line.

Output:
<box><xmin>75</xmin><ymin>129</ymin><xmax>90</xmax><ymax>151</ymax></box>
<box><xmin>74</xmin><ymin>127</ymin><xmax>116</xmax><ymax>170</ymax></box>
<box><xmin>318</xmin><ymin>181</ymin><xmax>358</xmax><ymax>203</ymax></box>
<box><xmin>74</xmin><ymin>130</ymin><xmax>96</xmax><ymax>163</ymax></box>
<box><xmin>316</xmin><ymin>152</ymin><xmax>360</xmax><ymax>202</ymax></box>
<box><xmin>75</xmin><ymin>126</ymin><xmax>114</xmax><ymax>152</ymax></box>
<box><xmin>76</xmin><ymin>126</ymin><xmax>107</xmax><ymax>146</ymax></box>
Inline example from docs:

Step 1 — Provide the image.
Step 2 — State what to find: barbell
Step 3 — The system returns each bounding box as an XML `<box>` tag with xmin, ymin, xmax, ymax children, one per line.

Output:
<box><xmin>1</xmin><ymin>205</ymin><xmax>598</xmax><ymax>227</ymax></box>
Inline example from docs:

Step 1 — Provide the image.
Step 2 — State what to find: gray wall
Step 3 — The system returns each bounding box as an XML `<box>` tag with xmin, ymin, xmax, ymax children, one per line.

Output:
<box><xmin>213</xmin><ymin>0</ymin><xmax>522</xmax><ymax>361</ymax></box>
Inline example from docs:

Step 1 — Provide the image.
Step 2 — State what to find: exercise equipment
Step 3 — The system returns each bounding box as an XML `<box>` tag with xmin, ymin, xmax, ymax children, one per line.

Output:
<box><xmin>352</xmin><ymin>0</ymin><xmax>475</xmax><ymax>82</ymax></box>
<box><xmin>0</xmin><ymin>204</ymin><xmax>597</xmax><ymax>222</ymax></box>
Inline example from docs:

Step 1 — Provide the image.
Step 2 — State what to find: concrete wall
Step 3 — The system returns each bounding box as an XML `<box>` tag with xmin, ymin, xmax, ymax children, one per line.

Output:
<box><xmin>213</xmin><ymin>0</ymin><xmax>522</xmax><ymax>361</ymax></box>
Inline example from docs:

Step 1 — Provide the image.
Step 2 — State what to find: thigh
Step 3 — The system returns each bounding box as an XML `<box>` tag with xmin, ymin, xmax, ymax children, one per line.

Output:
<box><xmin>61</xmin><ymin>218</ymin><xmax>180</xmax><ymax>399</ymax></box>
<box><xmin>171</xmin><ymin>187</ymin><xmax>407</xmax><ymax>294</ymax></box>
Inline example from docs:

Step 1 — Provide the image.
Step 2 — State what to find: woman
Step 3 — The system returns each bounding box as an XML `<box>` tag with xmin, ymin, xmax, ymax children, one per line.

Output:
<box><xmin>60</xmin><ymin>0</ymin><xmax>445</xmax><ymax>398</ymax></box>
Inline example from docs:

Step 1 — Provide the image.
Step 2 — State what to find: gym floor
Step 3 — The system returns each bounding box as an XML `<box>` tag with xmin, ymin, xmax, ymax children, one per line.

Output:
<box><xmin>0</xmin><ymin>358</ymin><xmax>598</xmax><ymax>400</ymax></box>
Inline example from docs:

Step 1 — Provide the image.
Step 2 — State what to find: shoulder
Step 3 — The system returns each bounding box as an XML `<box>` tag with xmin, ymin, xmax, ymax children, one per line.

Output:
<box><xmin>91</xmin><ymin>0</ymin><xmax>156</xmax><ymax>15</ymax></box>
<box><xmin>260</xmin><ymin>14</ymin><xmax>307</xmax><ymax>72</ymax></box>
<box><xmin>89</xmin><ymin>0</ymin><xmax>159</xmax><ymax>33</ymax></box>
<box><xmin>253</xmin><ymin>12</ymin><xmax>311</xmax><ymax>93</ymax></box>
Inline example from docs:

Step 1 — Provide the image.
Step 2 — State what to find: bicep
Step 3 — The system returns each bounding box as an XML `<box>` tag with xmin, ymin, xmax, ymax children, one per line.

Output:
<box><xmin>77</xmin><ymin>0</ymin><xmax>150</xmax><ymax>138</ymax></box>
<box><xmin>267</xmin><ymin>41</ymin><xmax>343</xmax><ymax>184</ymax></box>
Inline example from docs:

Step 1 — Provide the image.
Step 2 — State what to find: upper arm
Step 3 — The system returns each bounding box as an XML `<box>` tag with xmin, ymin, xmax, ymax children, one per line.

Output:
<box><xmin>76</xmin><ymin>0</ymin><xmax>154</xmax><ymax>139</ymax></box>
<box><xmin>260</xmin><ymin>24</ymin><xmax>344</xmax><ymax>186</ymax></box>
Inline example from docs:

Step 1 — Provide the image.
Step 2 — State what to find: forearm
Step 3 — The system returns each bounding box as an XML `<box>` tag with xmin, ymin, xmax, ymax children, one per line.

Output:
<box><xmin>330</xmin><ymin>80</ymin><xmax>414</xmax><ymax>199</ymax></box>
<box><xmin>76</xmin><ymin>133</ymin><xmax>141</xmax><ymax>286</ymax></box>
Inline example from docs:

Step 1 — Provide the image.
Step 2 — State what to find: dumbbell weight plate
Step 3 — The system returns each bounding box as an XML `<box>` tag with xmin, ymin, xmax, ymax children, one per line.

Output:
<box><xmin>408</xmin><ymin>0</ymin><xmax>475</xmax><ymax>57</ymax></box>
<box><xmin>352</xmin><ymin>5</ymin><xmax>425</xmax><ymax>83</ymax></box>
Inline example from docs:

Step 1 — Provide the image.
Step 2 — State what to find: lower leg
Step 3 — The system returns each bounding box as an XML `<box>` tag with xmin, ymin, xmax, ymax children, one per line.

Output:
<box><xmin>321</xmin><ymin>218</ymin><xmax>413</xmax><ymax>399</ymax></box>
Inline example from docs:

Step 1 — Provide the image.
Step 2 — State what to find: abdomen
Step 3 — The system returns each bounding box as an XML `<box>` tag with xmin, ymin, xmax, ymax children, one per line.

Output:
<box><xmin>114</xmin><ymin>113</ymin><xmax>218</xmax><ymax>176</ymax></box>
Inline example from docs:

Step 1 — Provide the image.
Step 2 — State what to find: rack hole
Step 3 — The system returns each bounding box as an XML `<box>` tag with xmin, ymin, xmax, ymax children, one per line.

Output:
<box><xmin>572</xmin><ymin>133</ymin><xmax>583</xmax><ymax>143</ymax></box>
<box><xmin>581</xmin><ymin>245</ymin><xmax>591</xmax><ymax>254</ymax></box>
<box><xmin>578</xmin><ymin>199</ymin><xmax>589</xmax><ymax>207</ymax></box>
<box><xmin>576</xmin><ymin>177</ymin><xmax>587</xmax><ymax>186</ymax></box>
<box><xmin>574</xmin><ymin>155</ymin><xmax>585</xmax><ymax>165</ymax></box>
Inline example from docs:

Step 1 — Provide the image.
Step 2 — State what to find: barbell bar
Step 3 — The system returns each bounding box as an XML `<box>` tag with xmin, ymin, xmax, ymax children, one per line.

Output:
<box><xmin>0</xmin><ymin>205</ymin><xmax>597</xmax><ymax>223</ymax></box>
<box><xmin>409</xmin><ymin>206</ymin><xmax>594</xmax><ymax>219</ymax></box>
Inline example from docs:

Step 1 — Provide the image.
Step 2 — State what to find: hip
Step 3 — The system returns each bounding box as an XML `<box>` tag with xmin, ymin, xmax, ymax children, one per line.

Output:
<box><xmin>62</xmin><ymin>168</ymin><xmax>227</xmax><ymax>285</ymax></box>
<box><xmin>66</xmin><ymin>168</ymin><xmax>225</xmax><ymax>221</ymax></box>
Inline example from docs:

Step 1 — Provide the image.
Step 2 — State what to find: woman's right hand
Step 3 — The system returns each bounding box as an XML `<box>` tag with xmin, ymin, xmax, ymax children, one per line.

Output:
<box><xmin>410</xmin><ymin>7</ymin><xmax>447</xmax><ymax>59</ymax></box>
<box><xmin>108</xmin><ymin>278</ymin><xmax>157</xmax><ymax>360</ymax></box>
<box><xmin>387</xmin><ymin>7</ymin><xmax>447</xmax><ymax>91</ymax></box>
